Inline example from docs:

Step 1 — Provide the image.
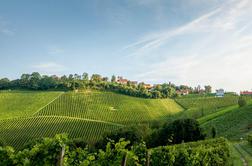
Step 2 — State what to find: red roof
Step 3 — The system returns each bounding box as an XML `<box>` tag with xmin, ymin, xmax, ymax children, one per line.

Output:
<box><xmin>240</xmin><ymin>91</ymin><xmax>252</xmax><ymax>95</ymax></box>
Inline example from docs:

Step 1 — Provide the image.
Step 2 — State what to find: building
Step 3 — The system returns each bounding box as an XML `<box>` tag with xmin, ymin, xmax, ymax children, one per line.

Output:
<box><xmin>216</xmin><ymin>89</ymin><xmax>224</xmax><ymax>97</ymax></box>
<box><xmin>116</xmin><ymin>76</ymin><xmax>128</xmax><ymax>84</ymax></box>
<box><xmin>176</xmin><ymin>89</ymin><xmax>190</xmax><ymax>96</ymax></box>
<box><xmin>143</xmin><ymin>84</ymin><xmax>153</xmax><ymax>89</ymax></box>
<box><xmin>240</xmin><ymin>91</ymin><xmax>252</xmax><ymax>96</ymax></box>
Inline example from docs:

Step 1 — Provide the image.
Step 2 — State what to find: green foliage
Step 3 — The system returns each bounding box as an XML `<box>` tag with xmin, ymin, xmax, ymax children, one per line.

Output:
<box><xmin>211</xmin><ymin>126</ymin><xmax>217</xmax><ymax>138</ymax></box>
<box><xmin>0</xmin><ymin>134</ymin><xmax>231</xmax><ymax>166</ymax></box>
<box><xmin>201</xmin><ymin>103</ymin><xmax>252</xmax><ymax>139</ymax></box>
<box><xmin>0</xmin><ymin>72</ymin><xmax>178</xmax><ymax>99</ymax></box>
<box><xmin>95</xmin><ymin>127</ymin><xmax>143</xmax><ymax>150</ymax></box>
<box><xmin>150</xmin><ymin>138</ymin><xmax>230</xmax><ymax>166</ymax></box>
<box><xmin>147</xmin><ymin>119</ymin><xmax>205</xmax><ymax>147</ymax></box>
<box><xmin>238</xmin><ymin>97</ymin><xmax>247</xmax><ymax>107</ymax></box>
<box><xmin>176</xmin><ymin>96</ymin><xmax>239</xmax><ymax>119</ymax></box>
<box><xmin>0</xmin><ymin>116</ymin><xmax>122</xmax><ymax>149</ymax></box>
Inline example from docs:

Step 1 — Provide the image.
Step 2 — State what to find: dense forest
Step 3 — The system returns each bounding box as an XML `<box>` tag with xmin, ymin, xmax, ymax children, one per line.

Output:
<box><xmin>0</xmin><ymin>72</ymin><xmax>211</xmax><ymax>99</ymax></box>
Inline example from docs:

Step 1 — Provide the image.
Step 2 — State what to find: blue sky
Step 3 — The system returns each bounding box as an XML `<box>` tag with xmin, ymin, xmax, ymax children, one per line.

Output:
<box><xmin>1</xmin><ymin>0</ymin><xmax>252</xmax><ymax>92</ymax></box>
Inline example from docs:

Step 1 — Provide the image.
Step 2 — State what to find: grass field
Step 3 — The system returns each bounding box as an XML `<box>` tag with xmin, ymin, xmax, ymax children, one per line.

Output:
<box><xmin>0</xmin><ymin>90</ymin><xmax>183</xmax><ymax>148</ymax></box>
<box><xmin>0</xmin><ymin>91</ymin><xmax>62</xmax><ymax>120</ymax></box>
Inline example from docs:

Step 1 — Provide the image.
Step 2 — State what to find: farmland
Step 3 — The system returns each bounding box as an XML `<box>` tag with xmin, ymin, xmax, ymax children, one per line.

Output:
<box><xmin>36</xmin><ymin>91</ymin><xmax>183</xmax><ymax>124</ymax></box>
<box><xmin>1</xmin><ymin>89</ymin><xmax>252</xmax><ymax>165</ymax></box>
<box><xmin>175</xmin><ymin>96</ymin><xmax>240</xmax><ymax>119</ymax></box>
<box><xmin>201</xmin><ymin>103</ymin><xmax>252</xmax><ymax>140</ymax></box>
<box><xmin>0</xmin><ymin>91</ymin><xmax>62</xmax><ymax>120</ymax></box>
<box><xmin>0</xmin><ymin>90</ymin><xmax>183</xmax><ymax>148</ymax></box>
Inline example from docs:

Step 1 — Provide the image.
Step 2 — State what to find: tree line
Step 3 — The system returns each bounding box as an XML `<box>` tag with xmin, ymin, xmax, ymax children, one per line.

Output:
<box><xmin>0</xmin><ymin>72</ymin><xmax>212</xmax><ymax>99</ymax></box>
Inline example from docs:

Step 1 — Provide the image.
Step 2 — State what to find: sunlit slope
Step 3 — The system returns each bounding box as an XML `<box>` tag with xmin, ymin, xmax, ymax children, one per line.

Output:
<box><xmin>35</xmin><ymin>91</ymin><xmax>183</xmax><ymax>124</ymax></box>
<box><xmin>0</xmin><ymin>116</ymin><xmax>122</xmax><ymax>148</ymax></box>
<box><xmin>0</xmin><ymin>91</ymin><xmax>62</xmax><ymax>120</ymax></box>
<box><xmin>0</xmin><ymin>90</ymin><xmax>183</xmax><ymax>148</ymax></box>
<box><xmin>201</xmin><ymin>103</ymin><xmax>252</xmax><ymax>140</ymax></box>
<box><xmin>176</xmin><ymin>96</ymin><xmax>239</xmax><ymax>119</ymax></box>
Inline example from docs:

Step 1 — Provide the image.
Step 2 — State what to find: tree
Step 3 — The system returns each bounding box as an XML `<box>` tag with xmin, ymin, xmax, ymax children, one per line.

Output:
<box><xmin>95</xmin><ymin>127</ymin><xmax>142</xmax><ymax>150</ymax></box>
<box><xmin>204</xmin><ymin>85</ymin><xmax>212</xmax><ymax>93</ymax></box>
<box><xmin>111</xmin><ymin>75</ymin><xmax>116</xmax><ymax>82</ymax></box>
<box><xmin>211</xmin><ymin>126</ymin><xmax>216</xmax><ymax>138</ymax></box>
<box><xmin>82</xmin><ymin>72</ymin><xmax>89</xmax><ymax>81</ymax></box>
<box><xmin>29</xmin><ymin>72</ymin><xmax>41</xmax><ymax>90</ymax></box>
<box><xmin>147</xmin><ymin>119</ymin><xmax>205</xmax><ymax>147</ymax></box>
<box><xmin>102</xmin><ymin>77</ymin><xmax>109</xmax><ymax>82</ymax></box>
<box><xmin>91</xmin><ymin>74</ymin><xmax>102</xmax><ymax>82</ymax></box>
<box><xmin>238</xmin><ymin>97</ymin><xmax>247</xmax><ymax>107</ymax></box>
<box><xmin>0</xmin><ymin>78</ymin><xmax>10</xmax><ymax>89</ymax></box>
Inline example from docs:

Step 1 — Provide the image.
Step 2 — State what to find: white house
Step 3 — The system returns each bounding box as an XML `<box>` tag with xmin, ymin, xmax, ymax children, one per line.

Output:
<box><xmin>216</xmin><ymin>89</ymin><xmax>224</xmax><ymax>97</ymax></box>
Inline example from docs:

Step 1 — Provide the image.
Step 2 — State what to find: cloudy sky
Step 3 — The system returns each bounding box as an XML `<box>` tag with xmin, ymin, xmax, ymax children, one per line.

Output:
<box><xmin>1</xmin><ymin>0</ymin><xmax>252</xmax><ymax>92</ymax></box>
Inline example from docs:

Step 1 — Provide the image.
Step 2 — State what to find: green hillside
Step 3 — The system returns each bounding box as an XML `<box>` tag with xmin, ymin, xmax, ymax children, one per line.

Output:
<box><xmin>36</xmin><ymin>91</ymin><xmax>183</xmax><ymax>124</ymax></box>
<box><xmin>201</xmin><ymin>103</ymin><xmax>252</xmax><ymax>140</ymax></box>
<box><xmin>0</xmin><ymin>91</ymin><xmax>62</xmax><ymax>120</ymax></box>
<box><xmin>0</xmin><ymin>90</ymin><xmax>183</xmax><ymax>148</ymax></box>
<box><xmin>176</xmin><ymin>96</ymin><xmax>239</xmax><ymax>119</ymax></box>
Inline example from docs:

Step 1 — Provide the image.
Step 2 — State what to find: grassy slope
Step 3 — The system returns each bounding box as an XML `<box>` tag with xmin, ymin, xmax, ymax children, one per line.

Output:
<box><xmin>201</xmin><ymin>103</ymin><xmax>252</xmax><ymax>140</ymax></box>
<box><xmin>0</xmin><ymin>91</ymin><xmax>62</xmax><ymax>120</ymax></box>
<box><xmin>175</xmin><ymin>96</ymin><xmax>239</xmax><ymax>119</ymax></box>
<box><xmin>0</xmin><ymin>116</ymin><xmax>122</xmax><ymax>148</ymax></box>
<box><xmin>0</xmin><ymin>90</ymin><xmax>183</xmax><ymax>148</ymax></box>
<box><xmin>35</xmin><ymin>91</ymin><xmax>183</xmax><ymax>124</ymax></box>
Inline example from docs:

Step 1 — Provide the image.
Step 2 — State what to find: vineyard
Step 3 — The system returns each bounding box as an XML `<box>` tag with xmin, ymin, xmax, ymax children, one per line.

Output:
<box><xmin>0</xmin><ymin>90</ymin><xmax>183</xmax><ymax>148</ymax></box>
<box><xmin>35</xmin><ymin>91</ymin><xmax>182</xmax><ymax>124</ymax></box>
<box><xmin>0</xmin><ymin>134</ymin><xmax>231</xmax><ymax>166</ymax></box>
<box><xmin>201</xmin><ymin>103</ymin><xmax>252</xmax><ymax>139</ymax></box>
<box><xmin>176</xmin><ymin>96</ymin><xmax>240</xmax><ymax>119</ymax></box>
<box><xmin>0</xmin><ymin>91</ymin><xmax>61</xmax><ymax>120</ymax></box>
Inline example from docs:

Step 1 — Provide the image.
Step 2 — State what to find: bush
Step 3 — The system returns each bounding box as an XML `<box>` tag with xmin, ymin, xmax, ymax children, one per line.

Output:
<box><xmin>238</xmin><ymin>97</ymin><xmax>247</xmax><ymax>107</ymax></box>
<box><xmin>150</xmin><ymin>138</ymin><xmax>230</xmax><ymax>166</ymax></box>
<box><xmin>147</xmin><ymin>119</ymin><xmax>205</xmax><ymax>147</ymax></box>
<box><xmin>95</xmin><ymin>127</ymin><xmax>143</xmax><ymax>150</ymax></box>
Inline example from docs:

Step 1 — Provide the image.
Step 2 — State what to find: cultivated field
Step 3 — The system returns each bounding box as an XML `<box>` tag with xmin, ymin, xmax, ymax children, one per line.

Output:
<box><xmin>0</xmin><ymin>91</ymin><xmax>62</xmax><ymax>120</ymax></box>
<box><xmin>176</xmin><ymin>96</ymin><xmax>240</xmax><ymax>119</ymax></box>
<box><xmin>0</xmin><ymin>90</ymin><xmax>183</xmax><ymax>148</ymax></box>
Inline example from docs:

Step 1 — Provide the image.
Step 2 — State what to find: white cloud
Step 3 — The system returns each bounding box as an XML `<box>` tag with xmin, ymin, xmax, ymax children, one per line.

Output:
<box><xmin>126</xmin><ymin>0</ymin><xmax>252</xmax><ymax>92</ymax></box>
<box><xmin>32</xmin><ymin>62</ymin><xmax>67</xmax><ymax>73</ymax></box>
<box><xmin>125</xmin><ymin>0</ymin><xmax>251</xmax><ymax>56</ymax></box>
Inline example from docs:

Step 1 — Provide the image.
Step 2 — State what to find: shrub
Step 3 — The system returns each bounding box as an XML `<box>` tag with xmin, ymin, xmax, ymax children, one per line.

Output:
<box><xmin>147</xmin><ymin>119</ymin><xmax>205</xmax><ymax>147</ymax></box>
<box><xmin>95</xmin><ymin>127</ymin><xmax>143</xmax><ymax>150</ymax></box>
<box><xmin>150</xmin><ymin>138</ymin><xmax>230</xmax><ymax>166</ymax></box>
<box><xmin>238</xmin><ymin>97</ymin><xmax>247</xmax><ymax>107</ymax></box>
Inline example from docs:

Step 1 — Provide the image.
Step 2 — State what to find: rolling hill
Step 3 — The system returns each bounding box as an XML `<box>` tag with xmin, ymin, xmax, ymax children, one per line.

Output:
<box><xmin>0</xmin><ymin>90</ymin><xmax>183</xmax><ymax>148</ymax></box>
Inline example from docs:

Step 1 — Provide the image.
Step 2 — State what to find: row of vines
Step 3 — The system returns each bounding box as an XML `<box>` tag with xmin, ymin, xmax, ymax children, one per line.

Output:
<box><xmin>0</xmin><ymin>116</ymin><xmax>122</xmax><ymax>149</ymax></box>
<box><xmin>35</xmin><ymin>92</ymin><xmax>181</xmax><ymax>124</ymax></box>
<box><xmin>0</xmin><ymin>135</ymin><xmax>231</xmax><ymax>166</ymax></box>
